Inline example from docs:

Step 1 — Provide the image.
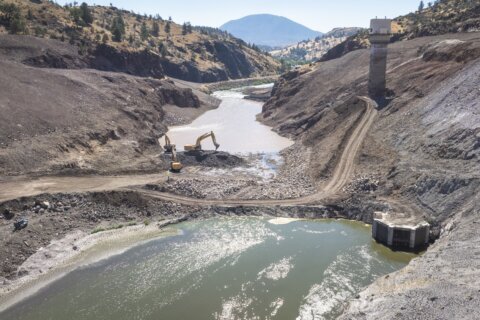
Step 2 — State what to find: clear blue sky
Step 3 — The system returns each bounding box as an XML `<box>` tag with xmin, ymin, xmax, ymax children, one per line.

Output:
<box><xmin>84</xmin><ymin>0</ymin><xmax>421</xmax><ymax>32</ymax></box>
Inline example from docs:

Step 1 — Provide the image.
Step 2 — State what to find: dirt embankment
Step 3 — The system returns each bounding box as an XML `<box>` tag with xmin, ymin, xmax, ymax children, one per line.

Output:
<box><xmin>0</xmin><ymin>36</ymin><xmax>221</xmax><ymax>177</ymax></box>
<box><xmin>0</xmin><ymin>191</ymin><xmax>202</xmax><ymax>281</ymax></box>
<box><xmin>262</xmin><ymin>32</ymin><xmax>480</xmax><ymax>318</ymax></box>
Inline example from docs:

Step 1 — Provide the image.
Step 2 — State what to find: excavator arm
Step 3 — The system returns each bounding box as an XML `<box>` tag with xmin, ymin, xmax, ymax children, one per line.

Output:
<box><xmin>185</xmin><ymin>131</ymin><xmax>220</xmax><ymax>151</ymax></box>
<box><xmin>170</xmin><ymin>146</ymin><xmax>183</xmax><ymax>172</ymax></box>
<box><xmin>164</xmin><ymin>134</ymin><xmax>175</xmax><ymax>153</ymax></box>
<box><xmin>210</xmin><ymin>132</ymin><xmax>220</xmax><ymax>150</ymax></box>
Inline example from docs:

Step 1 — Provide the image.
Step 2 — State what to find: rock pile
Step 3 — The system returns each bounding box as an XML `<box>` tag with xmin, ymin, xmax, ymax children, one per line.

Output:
<box><xmin>156</xmin><ymin>143</ymin><xmax>316</xmax><ymax>200</ymax></box>
<box><xmin>176</xmin><ymin>151</ymin><xmax>246</xmax><ymax>168</ymax></box>
<box><xmin>343</xmin><ymin>175</ymin><xmax>379</xmax><ymax>193</ymax></box>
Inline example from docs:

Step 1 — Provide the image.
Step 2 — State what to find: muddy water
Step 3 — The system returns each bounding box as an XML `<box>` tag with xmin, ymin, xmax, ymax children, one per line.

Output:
<box><xmin>166</xmin><ymin>85</ymin><xmax>293</xmax><ymax>154</ymax></box>
<box><xmin>1</xmin><ymin>217</ymin><xmax>414</xmax><ymax>320</ymax></box>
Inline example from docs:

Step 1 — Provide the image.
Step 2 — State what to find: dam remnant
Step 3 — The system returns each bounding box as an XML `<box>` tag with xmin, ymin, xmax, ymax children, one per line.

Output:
<box><xmin>372</xmin><ymin>211</ymin><xmax>430</xmax><ymax>250</ymax></box>
<box><xmin>368</xmin><ymin>18</ymin><xmax>392</xmax><ymax>99</ymax></box>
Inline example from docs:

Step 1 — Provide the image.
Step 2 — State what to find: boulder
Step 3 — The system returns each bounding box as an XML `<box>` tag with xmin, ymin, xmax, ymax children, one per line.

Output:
<box><xmin>3</xmin><ymin>208</ymin><xmax>15</xmax><ymax>220</ymax></box>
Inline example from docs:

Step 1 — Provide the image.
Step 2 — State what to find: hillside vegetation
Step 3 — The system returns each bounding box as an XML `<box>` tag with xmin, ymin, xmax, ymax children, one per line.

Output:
<box><xmin>321</xmin><ymin>0</ymin><xmax>480</xmax><ymax>61</ymax></box>
<box><xmin>0</xmin><ymin>0</ymin><xmax>279</xmax><ymax>82</ymax></box>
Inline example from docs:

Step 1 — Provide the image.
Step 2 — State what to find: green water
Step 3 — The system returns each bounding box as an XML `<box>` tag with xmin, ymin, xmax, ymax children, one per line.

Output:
<box><xmin>1</xmin><ymin>217</ymin><xmax>414</xmax><ymax>320</ymax></box>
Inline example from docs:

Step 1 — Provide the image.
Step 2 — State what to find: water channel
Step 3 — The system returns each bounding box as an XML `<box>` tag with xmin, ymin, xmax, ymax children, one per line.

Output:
<box><xmin>167</xmin><ymin>85</ymin><xmax>293</xmax><ymax>154</ymax></box>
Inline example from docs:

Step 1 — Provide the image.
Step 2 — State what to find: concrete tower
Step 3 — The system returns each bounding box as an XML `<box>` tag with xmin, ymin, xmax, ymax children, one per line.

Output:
<box><xmin>368</xmin><ymin>19</ymin><xmax>392</xmax><ymax>99</ymax></box>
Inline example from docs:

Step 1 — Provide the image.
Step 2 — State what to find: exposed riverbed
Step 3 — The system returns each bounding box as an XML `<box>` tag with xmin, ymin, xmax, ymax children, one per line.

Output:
<box><xmin>1</xmin><ymin>217</ymin><xmax>414</xmax><ymax>320</ymax></box>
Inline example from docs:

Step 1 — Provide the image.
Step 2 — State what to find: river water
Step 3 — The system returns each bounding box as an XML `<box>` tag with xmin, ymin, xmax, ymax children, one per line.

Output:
<box><xmin>1</xmin><ymin>217</ymin><xmax>414</xmax><ymax>320</ymax></box>
<box><xmin>166</xmin><ymin>85</ymin><xmax>293</xmax><ymax>154</ymax></box>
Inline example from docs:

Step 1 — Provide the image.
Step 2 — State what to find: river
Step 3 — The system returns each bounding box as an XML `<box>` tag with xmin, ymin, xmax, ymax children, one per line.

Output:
<box><xmin>166</xmin><ymin>85</ymin><xmax>293</xmax><ymax>154</ymax></box>
<box><xmin>1</xmin><ymin>217</ymin><xmax>414</xmax><ymax>320</ymax></box>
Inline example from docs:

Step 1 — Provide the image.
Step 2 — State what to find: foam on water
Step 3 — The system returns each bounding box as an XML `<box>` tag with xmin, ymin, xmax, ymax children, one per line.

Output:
<box><xmin>268</xmin><ymin>217</ymin><xmax>301</xmax><ymax>225</ymax></box>
<box><xmin>257</xmin><ymin>257</ymin><xmax>294</xmax><ymax>281</ymax></box>
<box><xmin>295</xmin><ymin>244</ymin><xmax>399</xmax><ymax>320</ymax></box>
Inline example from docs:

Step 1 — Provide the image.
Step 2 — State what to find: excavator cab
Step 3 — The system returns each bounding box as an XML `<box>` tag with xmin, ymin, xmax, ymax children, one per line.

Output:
<box><xmin>184</xmin><ymin>131</ymin><xmax>220</xmax><ymax>151</ymax></box>
<box><xmin>163</xmin><ymin>135</ymin><xmax>175</xmax><ymax>153</ymax></box>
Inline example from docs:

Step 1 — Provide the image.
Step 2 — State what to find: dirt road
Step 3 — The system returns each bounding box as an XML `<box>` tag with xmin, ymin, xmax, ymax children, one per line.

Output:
<box><xmin>0</xmin><ymin>97</ymin><xmax>377</xmax><ymax>206</ymax></box>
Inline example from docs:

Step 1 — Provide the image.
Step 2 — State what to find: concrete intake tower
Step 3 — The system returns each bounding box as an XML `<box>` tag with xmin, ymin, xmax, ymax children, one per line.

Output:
<box><xmin>368</xmin><ymin>19</ymin><xmax>392</xmax><ymax>99</ymax></box>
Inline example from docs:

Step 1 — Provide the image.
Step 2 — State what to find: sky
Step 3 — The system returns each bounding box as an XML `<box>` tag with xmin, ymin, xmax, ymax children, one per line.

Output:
<box><xmin>84</xmin><ymin>0</ymin><xmax>421</xmax><ymax>32</ymax></box>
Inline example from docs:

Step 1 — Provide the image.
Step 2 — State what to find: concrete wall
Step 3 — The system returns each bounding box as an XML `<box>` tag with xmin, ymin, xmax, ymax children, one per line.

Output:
<box><xmin>370</xmin><ymin>19</ymin><xmax>392</xmax><ymax>34</ymax></box>
<box><xmin>368</xmin><ymin>19</ymin><xmax>391</xmax><ymax>99</ymax></box>
<box><xmin>373</xmin><ymin>221</ymin><xmax>389</xmax><ymax>244</ymax></box>
<box><xmin>373</xmin><ymin>219</ymin><xmax>430</xmax><ymax>250</ymax></box>
<box><xmin>368</xmin><ymin>43</ymin><xmax>388</xmax><ymax>98</ymax></box>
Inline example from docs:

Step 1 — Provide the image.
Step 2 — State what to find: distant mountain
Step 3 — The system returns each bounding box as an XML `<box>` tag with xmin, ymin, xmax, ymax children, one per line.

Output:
<box><xmin>220</xmin><ymin>14</ymin><xmax>322</xmax><ymax>48</ymax></box>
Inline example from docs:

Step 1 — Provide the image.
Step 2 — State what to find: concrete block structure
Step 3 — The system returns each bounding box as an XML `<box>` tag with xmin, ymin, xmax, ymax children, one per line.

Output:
<box><xmin>372</xmin><ymin>211</ymin><xmax>430</xmax><ymax>250</ymax></box>
<box><xmin>368</xmin><ymin>19</ymin><xmax>392</xmax><ymax>99</ymax></box>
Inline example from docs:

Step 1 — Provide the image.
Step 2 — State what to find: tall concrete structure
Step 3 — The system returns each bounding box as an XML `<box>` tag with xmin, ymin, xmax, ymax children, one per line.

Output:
<box><xmin>368</xmin><ymin>19</ymin><xmax>392</xmax><ymax>99</ymax></box>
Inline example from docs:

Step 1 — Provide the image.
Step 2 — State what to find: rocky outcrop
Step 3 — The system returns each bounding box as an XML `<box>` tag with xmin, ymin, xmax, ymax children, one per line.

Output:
<box><xmin>319</xmin><ymin>31</ymin><xmax>369</xmax><ymax>62</ymax></box>
<box><xmin>91</xmin><ymin>44</ymin><xmax>231</xmax><ymax>82</ymax></box>
<box><xmin>6</xmin><ymin>37</ymin><xmax>276</xmax><ymax>83</ymax></box>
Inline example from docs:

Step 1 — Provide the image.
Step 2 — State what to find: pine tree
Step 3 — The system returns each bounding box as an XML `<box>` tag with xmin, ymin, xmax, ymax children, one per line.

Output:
<box><xmin>165</xmin><ymin>21</ymin><xmax>171</xmax><ymax>34</ymax></box>
<box><xmin>111</xmin><ymin>14</ymin><xmax>125</xmax><ymax>42</ymax></box>
<box><xmin>158</xmin><ymin>42</ymin><xmax>168</xmax><ymax>57</ymax></box>
<box><xmin>0</xmin><ymin>2</ymin><xmax>26</xmax><ymax>34</ymax></box>
<box><xmin>182</xmin><ymin>23</ymin><xmax>187</xmax><ymax>35</ymax></box>
<box><xmin>79</xmin><ymin>2</ymin><xmax>93</xmax><ymax>24</ymax></box>
<box><xmin>140</xmin><ymin>22</ymin><xmax>149</xmax><ymax>41</ymax></box>
<box><xmin>419</xmin><ymin>1</ymin><xmax>425</xmax><ymax>11</ymax></box>
<box><xmin>152</xmin><ymin>21</ymin><xmax>160</xmax><ymax>36</ymax></box>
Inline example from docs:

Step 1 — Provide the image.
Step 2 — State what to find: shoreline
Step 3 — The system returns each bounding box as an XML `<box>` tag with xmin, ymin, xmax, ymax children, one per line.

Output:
<box><xmin>0</xmin><ymin>218</ymin><xmax>185</xmax><ymax>313</ymax></box>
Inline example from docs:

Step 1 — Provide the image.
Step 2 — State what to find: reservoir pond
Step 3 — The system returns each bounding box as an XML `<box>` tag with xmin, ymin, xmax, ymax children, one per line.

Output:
<box><xmin>2</xmin><ymin>217</ymin><xmax>414</xmax><ymax>320</ymax></box>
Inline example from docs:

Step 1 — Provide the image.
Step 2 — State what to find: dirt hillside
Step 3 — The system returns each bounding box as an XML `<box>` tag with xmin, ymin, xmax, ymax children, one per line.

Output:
<box><xmin>0</xmin><ymin>35</ymin><xmax>220</xmax><ymax>176</ymax></box>
<box><xmin>0</xmin><ymin>0</ymin><xmax>279</xmax><ymax>82</ymax></box>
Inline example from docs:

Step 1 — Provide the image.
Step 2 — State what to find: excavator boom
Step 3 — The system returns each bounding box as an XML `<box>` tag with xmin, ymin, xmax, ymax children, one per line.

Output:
<box><xmin>184</xmin><ymin>131</ymin><xmax>220</xmax><ymax>151</ymax></box>
<box><xmin>164</xmin><ymin>134</ymin><xmax>175</xmax><ymax>153</ymax></box>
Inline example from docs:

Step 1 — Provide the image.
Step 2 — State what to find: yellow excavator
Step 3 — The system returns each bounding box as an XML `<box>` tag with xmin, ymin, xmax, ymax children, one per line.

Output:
<box><xmin>163</xmin><ymin>134</ymin><xmax>175</xmax><ymax>153</ymax></box>
<box><xmin>170</xmin><ymin>147</ymin><xmax>183</xmax><ymax>173</ymax></box>
<box><xmin>184</xmin><ymin>131</ymin><xmax>220</xmax><ymax>151</ymax></box>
